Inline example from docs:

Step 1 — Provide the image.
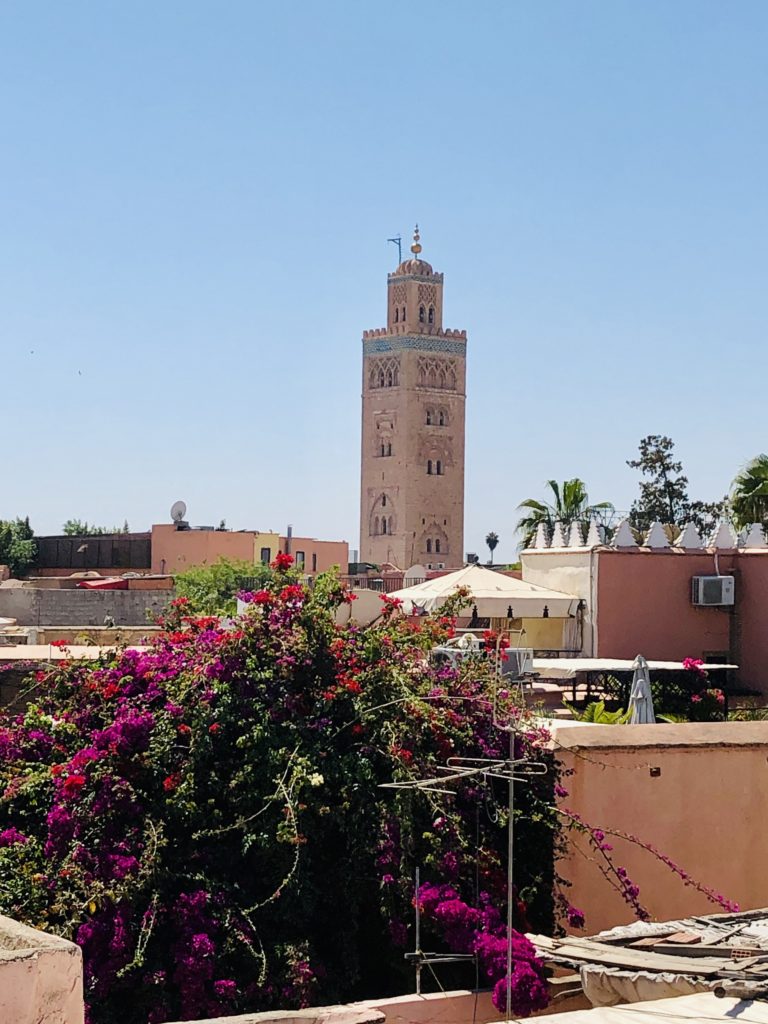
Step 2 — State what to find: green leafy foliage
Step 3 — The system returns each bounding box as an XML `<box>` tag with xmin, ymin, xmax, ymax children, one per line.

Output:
<box><xmin>627</xmin><ymin>435</ymin><xmax>726</xmax><ymax>535</ymax></box>
<box><xmin>0</xmin><ymin>569</ymin><xmax>561</xmax><ymax>1023</ymax></box>
<box><xmin>0</xmin><ymin>516</ymin><xmax>36</xmax><ymax>577</ymax></box>
<box><xmin>563</xmin><ymin>700</ymin><xmax>630</xmax><ymax>724</ymax></box>
<box><xmin>516</xmin><ymin>480</ymin><xmax>613</xmax><ymax>547</ymax></box>
<box><xmin>62</xmin><ymin>519</ymin><xmax>130</xmax><ymax>536</ymax></box>
<box><xmin>174</xmin><ymin>557</ymin><xmax>272</xmax><ymax>616</ymax></box>
<box><xmin>730</xmin><ymin>454</ymin><xmax>768</xmax><ymax>531</ymax></box>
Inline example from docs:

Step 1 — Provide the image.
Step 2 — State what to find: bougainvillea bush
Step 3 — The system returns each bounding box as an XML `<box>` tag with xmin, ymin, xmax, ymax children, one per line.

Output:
<box><xmin>0</xmin><ymin>561</ymin><xmax>561</xmax><ymax>1023</ymax></box>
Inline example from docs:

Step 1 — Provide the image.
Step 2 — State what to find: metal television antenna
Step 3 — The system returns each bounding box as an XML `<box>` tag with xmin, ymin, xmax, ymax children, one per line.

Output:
<box><xmin>381</xmin><ymin>648</ymin><xmax>545</xmax><ymax>1020</ymax></box>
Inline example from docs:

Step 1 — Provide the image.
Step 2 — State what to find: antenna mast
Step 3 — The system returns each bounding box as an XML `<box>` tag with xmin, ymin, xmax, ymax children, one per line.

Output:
<box><xmin>387</xmin><ymin>234</ymin><xmax>402</xmax><ymax>264</ymax></box>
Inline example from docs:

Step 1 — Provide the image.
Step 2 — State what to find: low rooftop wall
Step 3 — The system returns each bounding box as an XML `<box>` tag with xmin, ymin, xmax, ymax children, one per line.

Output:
<box><xmin>550</xmin><ymin>719</ymin><xmax>768</xmax><ymax>934</ymax></box>
<box><xmin>0</xmin><ymin>914</ymin><xmax>83</xmax><ymax>1023</ymax></box>
<box><xmin>0</xmin><ymin>588</ymin><xmax>169</xmax><ymax>627</ymax></box>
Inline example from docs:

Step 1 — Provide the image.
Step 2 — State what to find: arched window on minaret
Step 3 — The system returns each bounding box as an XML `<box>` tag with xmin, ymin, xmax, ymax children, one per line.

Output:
<box><xmin>427</xmin><ymin>460</ymin><xmax>433</xmax><ymax>475</ymax></box>
<box><xmin>379</xmin><ymin>370</ymin><xmax>385</xmax><ymax>387</ymax></box>
<box><xmin>428</xmin><ymin>306</ymin><xmax>434</xmax><ymax>324</ymax></box>
<box><xmin>386</xmin><ymin>369</ymin><xmax>393</xmax><ymax>387</ymax></box>
<box><xmin>388</xmin><ymin>516</ymin><xmax>393</xmax><ymax>534</ymax></box>
<box><xmin>438</xmin><ymin>410</ymin><xmax>446</xmax><ymax>426</ymax></box>
<box><xmin>426</xmin><ymin>539</ymin><xmax>432</xmax><ymax>553</ymax></box>
<box><xmin>419</xmin><ymin>305</ymin><xmax>426</xmax><ymax>323</ymax></box>
<box><xmin>381</xmin><ymin>494</ymin><xmax>386</xmax><ymax>507</ymax></box>
<box><xmin>386</xmin><ymin>442</ymin><xmax>392</xmax><ymax>455</ymax></box>
<box><xmin>402</xmin><ymin>305</ymin><xmax>406</xmax><ymax>321</ymax></box>
<box><xmin>436</xmin><ymin>459</ymin><xmax>443</xmax><ymax>475</ymax></box>
<box><xmin>382</xmin><ymin>518</ymin><xmax>387</xmax><ymax>535</ymax></box>
<box><xmin>426</xmin><ymin>409</ymin><xmax>433</xmax><ymax>425</ymax></box>
<box><xmin>394</xmin><ymin>307</ymin><xmax>399</xmax><ymax>323</ymax></box>
<box><xmin>374</xmin><ymin>517</ymin><xmax>380</xmax><ymax>535</ymax></box>
<box><xmin>435</xmin><ymin>539</ymin><xmax>441</xmax><ymax>554</ymax></box>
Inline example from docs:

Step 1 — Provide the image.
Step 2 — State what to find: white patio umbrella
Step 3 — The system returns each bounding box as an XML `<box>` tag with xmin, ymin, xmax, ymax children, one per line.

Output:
<box><xmin>386</xmin><ymin>564</ymin><xmax>579</xmax><ymax>618</ymax></box>
<box><xmin>628</xmin><ymin>654</ymin><xmax>656</xmax><ymax>724</ymax></box>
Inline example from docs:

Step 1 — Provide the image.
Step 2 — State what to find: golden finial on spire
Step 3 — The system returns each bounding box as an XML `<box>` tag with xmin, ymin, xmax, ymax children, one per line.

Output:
<box><xmin>410</xmin><ymin>223</ymin><xmax>422</xmax><ymax>258</ymax></box>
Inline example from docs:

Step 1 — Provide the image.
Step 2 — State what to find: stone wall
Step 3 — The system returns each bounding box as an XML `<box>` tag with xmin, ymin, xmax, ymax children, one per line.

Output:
<box><xmin>0</xmin><ymin>588</ymin><xmax>169</xmax><ymax>627</ymax></box>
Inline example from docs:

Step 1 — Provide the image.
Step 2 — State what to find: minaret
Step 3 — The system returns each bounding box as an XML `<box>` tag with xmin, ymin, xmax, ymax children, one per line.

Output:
<box><xmin>359</xmin><ymin>227</ymin><xmax>467</xmax><ymax>569</ymax></box>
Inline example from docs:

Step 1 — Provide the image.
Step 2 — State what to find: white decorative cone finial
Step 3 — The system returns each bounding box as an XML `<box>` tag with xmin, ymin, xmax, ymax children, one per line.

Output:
<box><xmin>645</xmin><ymin>522</ymin><xmax>670</xmax><ymax>548</ymax></box>
<box><xmin>743</xmin><ymin>523</ymin><xmax>768</xmax><ymax>548</ymax></box>
<box><xmin>710</xmin><ymin>520</ymin><xmax>736</xmax><ymax>549</ymax></box>
<box><xmin>614</xmin><ymin>520</ymin><xmax>637</xmax><ymax>548</ymax></box>
<box><xmin>568</xmin><ymin>520</ymin><xmax>583</xmax><ymax>547</ymax></box>
<box><xmin>532</xmin><ymin>522</ymin><xmax>549</xmax><ymax>549</ymax></box>
<box><xmin>550</xmin><ymin>522</ymin><xmax>566</xmax><ymax>548</ymax></box>
<box><xmin>585</xmin><ymin>518</ymin><xmax>602</xmax><ymax>547</ymax></box>
<box><xmin>676</xmin><ymin>523</ymin><xmax>703</xmax><ymax>549</ymax></box>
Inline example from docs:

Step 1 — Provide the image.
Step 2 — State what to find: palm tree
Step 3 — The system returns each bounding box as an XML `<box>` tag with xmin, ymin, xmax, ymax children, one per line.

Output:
<box><xmin>516</xmin><ymin>479</ymin><xmax>613</xmax><ymax>548</ymax></box>
<box><xmin>485</xmin><ymin>531</ymin><xmax>499</xmax><ymax>565</ymax></box>
<box><xmin>731</xmin><ymin>455</ymin><xmax>768</xmax><ymax>530</ymax></box>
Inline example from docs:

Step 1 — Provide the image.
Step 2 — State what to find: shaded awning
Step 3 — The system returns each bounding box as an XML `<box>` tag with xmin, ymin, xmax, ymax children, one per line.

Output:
<box><xmin>533</xmin><ymin>658</ymin><xmax>738</xmax><ymax>679</ymax></box>
<box><xmin>388</xmin><ymin>564</ymin><xmax>579</xmax><ymax>617</ymax></box>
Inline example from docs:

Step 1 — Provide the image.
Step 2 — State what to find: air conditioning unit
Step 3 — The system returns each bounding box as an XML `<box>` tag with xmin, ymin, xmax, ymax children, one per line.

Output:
<box><xmin>501</xmin><ymin>647</ymin><xmax>534</xmax><ymax>678</ymax></box>
<box><xmin>691</xmin><ymin>575</ymin><xmax>735</xmax><ymax>607</ymax></box>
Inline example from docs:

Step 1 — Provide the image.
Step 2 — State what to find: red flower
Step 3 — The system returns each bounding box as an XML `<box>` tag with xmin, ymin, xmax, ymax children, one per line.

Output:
<box><xmin>209</xmin><ymin>723</ymin><xmax>221</xmax><ymax>734</ymax></box>
<box><xmin>279</xmin><ymin>584</ymin><xmax>304</xmax><ymax>602</ymax></box>
<box><xmin>51</xmin><ymin>763</ymin><xmax>65</xmax><ymax>777</ymax></box>
<box><xmin>62</xmin><ymin>774</ymin><xmax>86</xmax><ymax>797</ymax></box>
<box><xmin>351</xmin><ymin>723</ymin><xmax>364</xmax><ymax>735</ymax></box>
<box><xmin>102</xmin><ymin>683</ymin><xmax>120</xmax><ymax>699</ymax></box>
<box><xmin>271</xmin><ymin>552</ymin><xmax>294</xmax><ymax>571</ymax></box>
<box><xmin>343</xmin><ymin>679</ymin><xmax>362</xmax><ymax>694</ymax></box>
<box><xmin>177</xmin><ymin>724</ymin><xmax>192</xmax><ymax>736</ymax></box>
<box><xmin>171</xmin><ymin>597</ymin><xmax>190</xmax><ymax>608</ymax></box>
<box><xmin>252</xmin><ymin>590</ymin><xmax>271</xmax><ymax>605</ymax></box>
<box><xmin>163</xmin><ymin>773</ymin><xmax>182</xmax><ymax>792</ymax></box>
<box><xmin>50</xmin><ymin>639</ymin><xmax>70</xmax><ymax>649</ymax></box>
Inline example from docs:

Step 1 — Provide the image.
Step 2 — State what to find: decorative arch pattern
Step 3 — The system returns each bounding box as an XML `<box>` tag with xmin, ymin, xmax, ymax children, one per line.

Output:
<box><xmin>416</xmin><ymin>357</ymin><xmax>457</xmax><ymax>391</ymax></box>
<box><xmin>369</xmin><ymin>356</ymin><xmax>400</xmax><ymax>389</ymax></box>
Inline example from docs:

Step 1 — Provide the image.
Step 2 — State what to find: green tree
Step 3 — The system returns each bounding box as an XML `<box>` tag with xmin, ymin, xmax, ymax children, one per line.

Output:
<box><xmin>516</xmin><ymin>479</ymin><xmax>613</xmax><ymax>547</ymax></box>
<box><xmin>174</xmin><ymin>557</ymin><xmax>272</xmax><ymax>616</ymax></box>
<box><xmin>627</xmin><ymin>435</ymin><xmax>727</xmax><ymax>535</ymax></box>
<box><xmin>731</xmin><ymin>454</ymin><xmax>768</xmax><ymax>531</ymax></box>
<box><xmin>485</xmin><ymin>531</ymin><xmax>499</xmax><ymax>565</ymax></box>
<box><xmin>627</xmin><ymin>435</ymin><xmax>689</xmax><ymax>528</ymax></box>
<box><xmin>62</xmin><ymin>520</ymin><xmax>130</xmax><ymax>536</ymax></box>
<box><xmin>0</xmin><ymin>517</ymin><xmax>37</xmax><ymax>577</ymax></box>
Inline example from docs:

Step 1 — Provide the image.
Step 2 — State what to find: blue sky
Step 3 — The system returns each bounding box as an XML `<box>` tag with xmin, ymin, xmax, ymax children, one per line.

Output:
<box><xmin>2</xmin><ymin>1</ymin><xmax>767</xmax><ymax>562</ymax></box>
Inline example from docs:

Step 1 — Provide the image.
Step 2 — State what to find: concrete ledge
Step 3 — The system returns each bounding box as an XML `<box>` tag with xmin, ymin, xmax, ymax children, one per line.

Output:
<box><xmin>546</xmin><ymin>719</ymin><xmax>768</xmax><ymax>750</ymax></box>
<box><xmin>0</xmin><ymin>914</ymin><xmax>83</xmax><ymax>1024</ymax></box>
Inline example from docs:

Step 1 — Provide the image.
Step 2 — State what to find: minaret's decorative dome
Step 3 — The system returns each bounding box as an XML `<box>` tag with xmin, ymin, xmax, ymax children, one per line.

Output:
<box><xmin>391</xmin><ymin>224</ymin><xmax>434</xmax><ymax>276</ymax></box>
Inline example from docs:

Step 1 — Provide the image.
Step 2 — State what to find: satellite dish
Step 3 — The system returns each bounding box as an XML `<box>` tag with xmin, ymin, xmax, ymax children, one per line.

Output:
<box><xmin>170</xmin><ymin>500</ymin><xmax>187</xmax><ymax>523</ymax></box>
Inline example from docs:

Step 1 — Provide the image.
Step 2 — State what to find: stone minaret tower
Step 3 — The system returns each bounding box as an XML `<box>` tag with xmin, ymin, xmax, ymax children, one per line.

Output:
<box><xmin>360</xmin><ymin>227</ymin><xmax>466</xmax><ymax>569</ymax></box>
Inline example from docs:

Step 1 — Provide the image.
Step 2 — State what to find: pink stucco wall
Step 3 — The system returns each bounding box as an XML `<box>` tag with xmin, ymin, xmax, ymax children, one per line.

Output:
<box><xmin>551</xmin><ymin>720</ymin><xmax>768</xmax><ymax>935</ymax></box>
<box><xmin>283</xmin><ymin>536</ymin><xmax>349</xmax><ymax>575</ymax></box>
<box><xmin>595</xmin><ymin>549</ymin><xmax>768</xmax><ymax>693</ymax></box>
<box><xmin>596</xmin><ymin>550</ymin><xmax>733</xmax><ymax>661</ymax></box>
<box><xmin>151</xmin><ymin>525</ymin><xmax>256</xmax><ymax>574</ymax></box>
<box><xmin>152</xmin><ymin>525</ymin><xmax>349</xmax><ymax>577</ymax></box>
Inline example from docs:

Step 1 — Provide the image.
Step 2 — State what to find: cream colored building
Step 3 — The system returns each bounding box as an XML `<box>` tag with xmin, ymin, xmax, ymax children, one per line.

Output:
<box><xmin>359</xmin><ymin>229</ymin><xmax>466</xmax><ymax>569</ymax></box>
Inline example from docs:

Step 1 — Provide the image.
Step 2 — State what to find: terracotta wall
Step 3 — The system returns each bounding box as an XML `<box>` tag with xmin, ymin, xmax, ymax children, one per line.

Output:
<box><xmin>152</xmin><ymin>526</ymin><xmax>349</xmax><ymax>577</ymax></box>
<box><xmin>281</xmin><ymin>536</ymin><xmax>349</xmax><ymax>575</ymax></box>
<box><xmin>595</xmin><ymin>549</ymin><xmax>768</xmax><ymax>692</ymax></box>
<box><xmin>551</xmin><ymin>720</ymin><xmax>768</xmax><ymax>935</ymax></box>
<box><xmin>595</xmin><ymin>550</ymin><xmax>733</xmax><ymax>662</ymax></box>
<box><xmin>151</xmin><ymin>525</ymin><xmax>256</xmax><ymax>574</ymax></box>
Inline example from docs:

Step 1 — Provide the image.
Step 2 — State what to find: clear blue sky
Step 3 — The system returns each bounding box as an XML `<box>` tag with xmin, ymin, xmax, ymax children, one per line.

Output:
<box><xmin>2</xmin><ymin>1</ymin><xmax>767</xmax><ymax>562</ymax></box>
